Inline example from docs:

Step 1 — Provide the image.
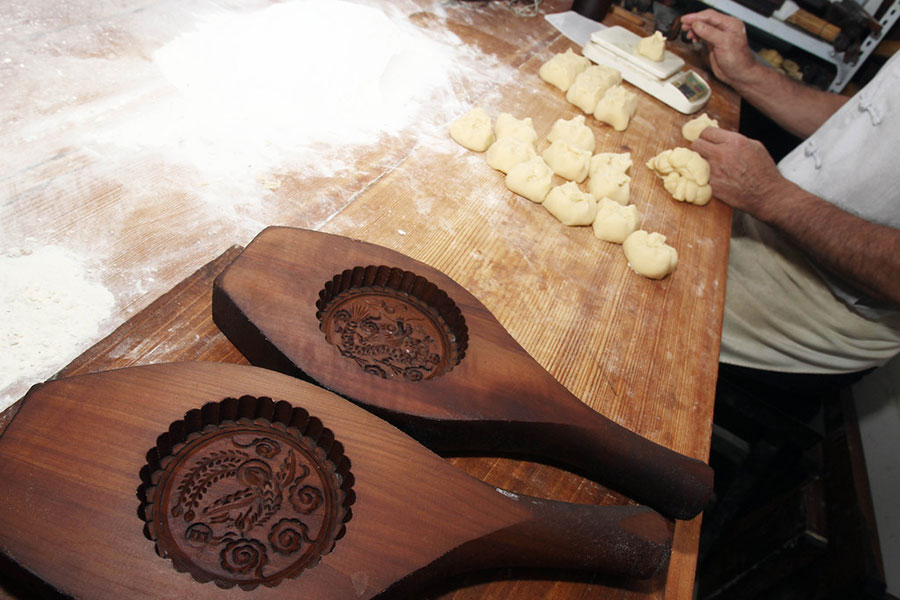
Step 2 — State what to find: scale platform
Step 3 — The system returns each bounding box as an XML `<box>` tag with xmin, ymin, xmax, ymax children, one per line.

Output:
<box><xmin>582</xmin><ymin>26</ymin><xmax>710</xmax><ymax>115</ymax></box>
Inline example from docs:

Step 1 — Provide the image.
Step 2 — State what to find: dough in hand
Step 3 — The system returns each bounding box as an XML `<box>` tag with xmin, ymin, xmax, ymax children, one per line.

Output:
<box><xmin>622</xmin><ymin>230</ymin><xmax>678</xmax><ymax>279</ymax></box>
<box><xmin>495</xmin><ymin>112</ymin><xmax>538</xmax><ymax>144</ymax></box>
<box><xmin>539</xmin><ymin>48</ymin><xmax>591</xmax><ymax>92</ymax></box>
<box><xmin>593</xmin><ymin>84</ymin><xmax>638</xmax><ymax>131</ymax></box>
<box><xmin>566</xmin><ymin>65</ymin><xmax>622</xmax><ymax>114</ymax></box>
<box><xmin>646</xmin><ymin>147</ymin><xmax>712</xmax><ymax>205</ymax></box>
<box><xmin>592</xmin><ymin>198</ymin><xmax>642</xmax><ymax>243</ymax></box>
<box><xmin>637</xmin><ymin>31</ymin><xmax>666</xmax><ymax>62</ymax></box>
<box><xmin>449</xmin><ymin>107</ymin><xmax>494</xmax><ymax>152</ymax></box>
<box><xmin>506</xmin><ymin>156</ymin><xmax>555</xmax><ymax>204</ymax></box>
<box><xmin>486</xmin><ymin>137</ymin><xmax>537</xmax><ymax>174</ymax></box>
<box><xmin>541</xmin><ymin>139</ymin><xmax>591</xmax><ymax>183</ymax></box>
<box><xmin>681</xmin><ymin>113</ymin><xmax>719</xmax><ymax>142</ymax></box>
<box><xmin>547</xmin><ymin>114</ymin><xmax>595</xmax><ymax>153</ymax></box>
<box><xmin>543</xmin><ymin>182</ymin><xmax>598</xmax><ymax>226</ymax></box>
<box><xmin>588</xmin><ymin>151</ymin><xmax>632</xmax><ymax>205</ymax></box>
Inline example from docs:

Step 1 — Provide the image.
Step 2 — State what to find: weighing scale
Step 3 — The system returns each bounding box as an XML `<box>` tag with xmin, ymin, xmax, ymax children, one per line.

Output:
<box><xmin>582</xmin><ymin>26</ymin><xmax>711</xmax><ymax>114</ymax></box>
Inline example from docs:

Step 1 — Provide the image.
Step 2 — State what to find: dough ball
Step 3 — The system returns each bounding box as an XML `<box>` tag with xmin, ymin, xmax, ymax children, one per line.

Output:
<box><xmin>541</xmin><ymin>139</ymin><xmax>591</xmax><ymax>183</ymax></box>
<box><xmin>681</xmin><ymin>113</ymin><xmax>719</xmax><ymax>142</ymax></box>
<box><xmin>547</xmin><ymin>114</ymin><xmax>595</xmax><ymax>153</ymax></box>
<box><xmin>486</xmin><ymin>136</ymin><xmax>537</xmax><ymax>174</ymax></box>
<box><xmin>593</xmin><ymin>84</ymin><xmax>638</xmax><ymax>131</ymax></box>
<box><xmin>589</xmin><ymin>152</ymin><xmax>633</xmax><ymax>177</ymax></box>
<box><xmin>758</xmin><ymin>48</ymin><xmax>783</xmax><ymax>68</ymax></box>
<box><xmin>543</xmin><ymin>181</ymin><xmax>598</xmax><ymax>226</ymax></box>
<box><xmin>449</xmin><ymin>107</ymin><xmax>494</xmax><ymax>152</ymax></box>
<box><xmin>566</xmin><ymin>65</ymin><xmax>622</xmax><ymax>114</ymax></box>
<box><xmin>592</xmin><ymin>198</ymin><xmax>642</xmax><ymax>243</ymax></box>
<box><xmin>637</xmin><ymin>31</ymin><xmax>666</xmax><ymax>62</ymax></box>
<box><xmin>506</xmin><ymin>156</ymin><xmax>555</xmax><ymax>204</ymax></box>
<box><xmin>539</xmin><ymin>48</ymin><xmax>591</xmax><ymax>92</ymax></box>
<box><xmin>646</xmin><ymin>147</ymin><xmax>712</xmax><ymax>205</ymax></box>
<box><xmin>622</xmin><ymin>230</ymin><xmax>678</xmax><ymax>279</ymax></box>
<box><xmin>495</xmin><ymin>112</ymin><xmax>538</xmax><ymax>144</ymax></box>
<box><xmin>588</xmin><ymin>168</ymin><xmax>631</xmax><ymax>205</ymax></box>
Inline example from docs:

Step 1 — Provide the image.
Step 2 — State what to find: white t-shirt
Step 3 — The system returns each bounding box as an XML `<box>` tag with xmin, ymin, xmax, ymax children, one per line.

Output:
<box><xmin>720</xmin><ymin>52</ymin><xmax>900</xmax><ymax>374</ymax></box>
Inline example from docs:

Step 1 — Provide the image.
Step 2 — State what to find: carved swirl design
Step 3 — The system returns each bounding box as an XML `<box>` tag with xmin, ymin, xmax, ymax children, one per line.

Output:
<box><xmin>139</xmin><ymin>396</ymin><xmax>352</xmax><ymax>590</ymax></box>
<box><xmin>316</xmin><ymin>266</ymin><xmax>468</xmax><ymax>382</ymax></box>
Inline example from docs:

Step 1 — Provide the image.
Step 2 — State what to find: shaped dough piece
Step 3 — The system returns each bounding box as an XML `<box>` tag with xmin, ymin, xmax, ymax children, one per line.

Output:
<box><xmin>506</xmin><ymin>156</ymin><xmax>554</xmax><ymax>204</ymax></box>
<box><xmin>592</xmin><ymin>198</ymin><xmax>642</xmax><ymax>243</ymax></box>
<box><xmin>547</xmin><ymin>114</ymin><xmax>595</xmax><ymax>153</ymax></box>
<box><xmin>588</xmin><ymin>151</ymin><xmax>632</xmax><ymax>205</ymax></box>
<box><xmin>682</xmin><ymin>113</ymin><xmax>719</xmax><ymax>142</ymax></box>
<box><xmin>541</xmin><ymin>139</ymin><xmax>591</xmax><ymax>183</ymax></box>
<box><xmin>622</xmin><ymin>230</ymin><xmax>678</xmax><ymax>279</ymax></box>
<box><xmin>588</xmin><ymin>168</ymin><xmax>631</xmax><ymax>205</ymax></box>
<box><xmin>486</xmin><ymin>137</ymin><xmax>537</xmax><ymax>174</ymax></box>
<box><xmin>449</xmin><ymin>107</ymin><xmax>494</xmax><ymax>152</ymax></box>
<box><xmin>566</xmin><ymin>65</ymin><xmax>622</xmax><ymax>114</ymax></box>
<box><xmin>637</xmin><ymin>31</ymin><xmax>666</xmax><ymax>62</ymax></box>
<box><xmin>593</xmin><ymin>84</ymin><xmax>638</xmax><ymax>131</ymax></box>
<box><xmin>589</xmin><ymin>152</ymin><xmax>633</xmax><ymax>177</ymax></box>
<box><xmin>543</xmin><ymin>182</ymin><xmax>598</xmax><ymax>226</ymax></box>
<box><xmin>539</xmin><ymin>48</ymin><xmax>591</xmax><ymax>92</ymax></box>
<box><xmin>495</xmin><ymin>112</ymin><xmax>538</xmax><ymax>144</ymax></box>
<box><xmin>646</xmin><ymin>147</ymin><xmax>712</xmax><ymax>205</ymax></box>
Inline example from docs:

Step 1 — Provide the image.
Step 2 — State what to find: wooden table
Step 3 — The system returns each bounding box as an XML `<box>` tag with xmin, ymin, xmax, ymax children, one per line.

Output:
<box><xmin>0</xmin><ymin>0</ymin><xmax>739</xmax><ymax>598</ymax></box>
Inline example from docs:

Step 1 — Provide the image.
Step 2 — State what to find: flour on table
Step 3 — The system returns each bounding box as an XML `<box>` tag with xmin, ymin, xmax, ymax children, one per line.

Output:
<box><xmin>0</xmin><ymin>246</ymin><xmax>115</xmax><ymax>411</ymax></box>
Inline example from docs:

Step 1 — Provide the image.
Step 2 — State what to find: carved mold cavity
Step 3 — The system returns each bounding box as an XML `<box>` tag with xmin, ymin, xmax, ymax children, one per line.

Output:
<box><xmin>138</xmin><ymin>396</ymin><xmax>354</xmax><ymax>590</ymax></box>
<box><xmin>316</xmin><ymin>265</ymin><xmax>469</xmax><ymax>382</ymax></box>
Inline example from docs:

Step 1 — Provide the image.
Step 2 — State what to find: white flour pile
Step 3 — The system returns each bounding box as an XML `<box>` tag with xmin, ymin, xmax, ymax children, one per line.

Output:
<box><xmin>0</xmin><ymin>247</ymin><xmax>115</xmax><ymax>406</ymax></box>
<box><xmin>0</xmin><ymin>0</ymin><xmax>519</xmax><ymax>411</ymax></box>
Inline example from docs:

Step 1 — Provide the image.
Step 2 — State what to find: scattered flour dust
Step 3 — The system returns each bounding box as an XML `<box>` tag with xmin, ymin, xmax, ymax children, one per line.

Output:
<box><xmin>0</xmin><ymin>247</ymin><xmax>115</xmax><ymax>410</ymax></box>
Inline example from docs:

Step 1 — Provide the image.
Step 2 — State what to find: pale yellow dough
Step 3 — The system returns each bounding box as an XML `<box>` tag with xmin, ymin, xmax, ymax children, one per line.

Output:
<box><xmin>592</xmin><ymin>198</ymin><xmax>642</xmax><ymax>243</ymax></box>
<box><xmin>543</xmin><ymin>182</ymin><xmax>598</xmax><ymax>226</ymax></box>
<box><xmin>681</xmin><ymin>113</ymin><xmax>719</xmax><ymax>142</ymax></box>
<box><xmin>506</xmin><ymin>156</ymin><xmax>554</xmax><ymax>204</ymax></box>
<box><xmin>541</xmin><ymin>139</ymin><xmax>591</xmax><ymax>183</ymax></box>
<box><xmin>566</xmin><ymin>65</ymin><xmax>622</xmax><ymax>114</ymax></box>
<box><xmin>449</xmin><ymin>107</ymin><xmax>494</xmax><ymax>152</ymax></box>
<box><xmin>593</xmin><ymin>84</ymin><xmax>638</xmax><ymax>131</ymax></box>
<box><xmin>539</xmin><ymin>48</ymin><xmax>591</xmax><ymax>92</ymax></box>
<box><xmin>588</xmin><ymin>152</ymin><xmax>632</xmax><ymax>205</ymax></box>
<box><xmin>646</xmin><ymin>147</ymin><xmax>712</xmax><ymax>205</ymax></box>
<box><xmin>547</xmin><ymin>114</ymin><xmax>595</xmax><ymax>153</ymax></box>
<box><xmin>495</xmin><ymin>112</ymin><xmax>538</xmax><ymax>144</ymax></box>
<box><xmin>622</xmin><ymin>230</ymin><xmax>678</xmax><ymax>279</ymax></box>
<box><xmin>637</xmin><ymin>31</ymin><xmax>666</xmax><ymax>62</ymax></box>
<box><xmin>486</xmin><ymin>137</ymin><xmax>537</xmax><ymax>174</ymax></box>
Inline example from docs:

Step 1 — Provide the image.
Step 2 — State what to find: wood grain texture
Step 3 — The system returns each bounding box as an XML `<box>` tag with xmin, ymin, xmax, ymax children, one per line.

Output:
<box><xmin>0</xmin><ymin>0</ymin><xmax>741</xmax><ymax>598</ymax></box>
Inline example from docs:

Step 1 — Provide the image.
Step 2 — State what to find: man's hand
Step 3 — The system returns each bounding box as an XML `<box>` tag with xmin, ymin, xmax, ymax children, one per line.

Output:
<box><xmin>680</xmin><ymin>10</ymin><xmax>759</xmax><ymax>89</ymax></box>
<box><xmin>691</xmin><ymin>127</ymin><xmax>787</xmax><ymax>221</ymax></box>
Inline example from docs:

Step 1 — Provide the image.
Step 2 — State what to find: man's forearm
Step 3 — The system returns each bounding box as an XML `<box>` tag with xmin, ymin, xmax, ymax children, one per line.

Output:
<box><xmin>762</xmin><ymin>182</ymin><xmax>900</xmax><ymax>306</ymax></box>
<box><xmin>731</xmin><ymin>63</ymin><xmax>849</xmax><ymax>139</ymax></box>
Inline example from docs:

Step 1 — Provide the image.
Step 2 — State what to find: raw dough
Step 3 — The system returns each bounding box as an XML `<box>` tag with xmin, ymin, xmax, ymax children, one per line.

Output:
<box><xmin>541</xmin><ymin>139</ymin><xmax>591</xmax><ymax>183</ymax></box>
<box><xmin>622</xmin><ymin>230</ymin><xmax>678</xmax><ymax>279</ymax></box>
<box><xmin>495</xmin><ymin>112</ymin><xmax>538</xmax><ymax>144</ymax></box>
<box><xmin>637</xmin><ymin>31</ymin><xmax>666</xmax><ymax>62</ymax></box>
<box><xmin>539</xmin><ymin>48</ymin><xmax>591</xmax><ymax>92</ymax></box>
<box><xmin>449</xmin><ymin>107</ymin><xmax>494</xmax><ymax>152</ymax></box>
<box><xmin>592</xmin><ymin>198</ymin><xmax>642</xmax><ymax>243</ymax></box>
<box><xmin>588</xmin><ymin>151</ymin><xmax>632</xmax><ymax>205</ymax></box>
<box><xmin>543</xmin><ymin>182</ymin><xmax>598</xmax><ymax>226</ymax></box>
<box><xmin>506</xmin><ymin>156</ymin><xmax>555</xmax><ymax>204</ymax></box>
<box><xmin>486</xmin><ymin>136</ymin><xmax>537</xmax><ymax>174</ymax></box>
<box><xmin>566</xmin><ymin>65</ymin><xmax>622</xmax><ymax>114</ymax></box>
<box><xmin>592</xmin><ymin>84</ymin><xmax>638</xmax><ymax>131</ymax></box>
<box><xmin>547</xmin><ymin>114</ymin><xmax>595</xmax><ymax>153</ymax></box>
<box><xmin>646</xmin><ymin>147</ymin><xmax>712</xmax><ymax>205</ymax></box>
<box><xmin>681</xmin><ymin>113</ymin><xmax>719</xmax><ymax>142</ymax></box>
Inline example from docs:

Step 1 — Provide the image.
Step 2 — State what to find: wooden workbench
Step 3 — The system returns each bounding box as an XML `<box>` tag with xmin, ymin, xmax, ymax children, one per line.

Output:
<box><xmin>0</xmin><ymin>0</ymin><xmax>739</xmax><ymax>598</ymax></box>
